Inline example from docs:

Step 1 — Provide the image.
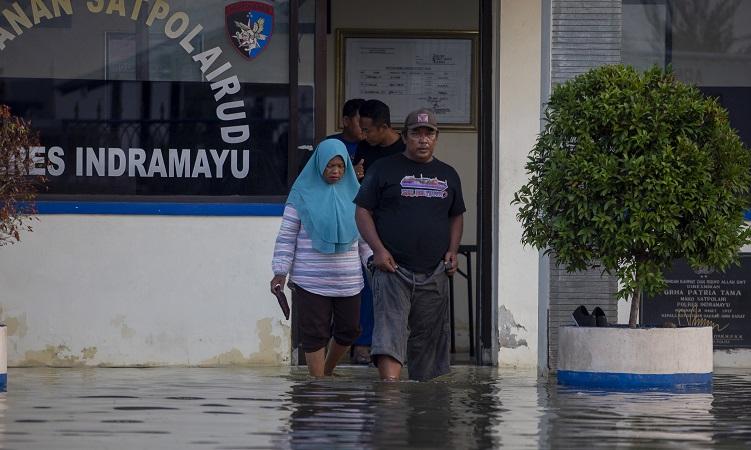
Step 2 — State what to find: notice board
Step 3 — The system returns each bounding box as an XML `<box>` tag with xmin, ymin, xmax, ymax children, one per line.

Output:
<box><xmin>336</xmin><ymin>29</ymin><xmax>477</xmax><ymax>131</ymax></box>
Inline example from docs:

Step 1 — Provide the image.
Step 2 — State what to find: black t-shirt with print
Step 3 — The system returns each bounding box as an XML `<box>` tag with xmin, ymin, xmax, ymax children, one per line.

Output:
<box><xmin>353</xmin><ymin>137</ymin><xmax>405</xmax><ymax>173</ymax></box>
<box><xmin>355</xmin><ymin>153</ymin><xmax>466</xmax><ymax>273</ymax></box>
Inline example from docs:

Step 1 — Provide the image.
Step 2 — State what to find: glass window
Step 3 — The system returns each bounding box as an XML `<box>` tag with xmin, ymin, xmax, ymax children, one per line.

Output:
<box><xmin>296</xmin><ymin>0</ymin><xmax>316</xmax><ymax>157</ymax></box>
<box><xmin>0</xmin><ymin>0</ymin><xmax>309</xmax><ymax>200</ymax></box>
<box><xmin>623</xmin><ymin>0</ymin><xmax>751</xmax><ymax>147</ymax></box>
<box><xmin>622</xmin><ymin>1</ymin><xmax>667</xmax><ymax>71</ymax></box>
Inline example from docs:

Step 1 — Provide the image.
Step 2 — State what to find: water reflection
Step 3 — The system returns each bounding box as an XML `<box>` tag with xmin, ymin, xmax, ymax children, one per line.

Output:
<box><xmin>545</xmin><ymin>385</ymin><xmax>715</xmax><ymax>448</ymax></box>
<box><xmin>283</xmin><ymin>370</ymin><xmax>502</xmax><ymax>449</ymax></box>
<box><xmin>368</xmin><ymin>376</ymin><xmax>500</xmax><ymax>449</ymax></box>
<box><xmin>0</xmin><ymin>395</ymin><xmax>5</xmax><ymax>448</ymax></box>
<box><xmin>709</xmin><ymin>372</ymin><xmax>751</xmax><ymax>446</ymax></box>
<box><xmin>3</xmin><ymin>367</ymin><xmax>751</xmax><ymax>449</ymax></box>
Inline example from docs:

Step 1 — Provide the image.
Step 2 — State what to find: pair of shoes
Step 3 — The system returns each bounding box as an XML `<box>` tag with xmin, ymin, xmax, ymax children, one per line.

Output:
<box><xmin>572</xmin><ymin>305</ymin><xmax>595</xmax><ymax>326</ymax></box>
<box><xmin>350</xmin><ymin>345</ymin><xmax>371</xmax><ymax>365</ymax></box>
<box><xmin>571</xmin><ymin>305</ymin><xmax>608</xmax><ymax>327</ymax></box>
<box><xmin>592</xmin><ymin>307</ymin><xmax>607</xmax><ymax>327</ymax></box>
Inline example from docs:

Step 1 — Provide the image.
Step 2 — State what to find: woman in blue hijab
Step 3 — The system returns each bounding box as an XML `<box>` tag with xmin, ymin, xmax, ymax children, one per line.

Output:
<box><xmin>270</xmin><ymin>139</ymin><xmax>372</xmax><ymax>377</ymax></box>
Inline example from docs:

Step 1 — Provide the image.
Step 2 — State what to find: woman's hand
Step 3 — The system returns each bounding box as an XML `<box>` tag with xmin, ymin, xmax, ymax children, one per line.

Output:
<box><xmin>270</xmin><ymin>274</ymin><xmax>286</xmax><ymax>295</ymax></box>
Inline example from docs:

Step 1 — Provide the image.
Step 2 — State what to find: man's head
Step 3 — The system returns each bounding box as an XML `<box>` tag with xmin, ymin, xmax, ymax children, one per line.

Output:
<box><xmin>401</xmin><ymin>108</ymin><xmax>439</xmax><ymax>163</ymax></box>
<box><xmin>341</xmin><ymin>98</ymin><xmax>365</xmax><ymax>142</ymax></box>
<box><xmin>358</xmin><ymin>99</ymin><xmax>393</xmax><ymax>146</ymax></box>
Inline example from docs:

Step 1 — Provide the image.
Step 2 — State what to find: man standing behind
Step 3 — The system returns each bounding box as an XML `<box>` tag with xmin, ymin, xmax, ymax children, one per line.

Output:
<box><xmin>326</xmin><ymin>98</ymin><xmax>365</xmax><ymax>158</ymax></box>
<box><xmin>354</xmin><ymin>108</ymin><xmax>465</xmax><ymax>381</ymax></box>
<box><xmin>299</xmin><ymin>98</ymin><xmax>365</xmax><ymax>173</ymax></box>
<box><xmin>345</xmin><ymin>98</ymin><xmax>404</xmax><ymax>363</ymax></box>
<box><xmin>352</xmin><ymin>99</ymin><xmax>405</xmax><ymax>180</ymax></box>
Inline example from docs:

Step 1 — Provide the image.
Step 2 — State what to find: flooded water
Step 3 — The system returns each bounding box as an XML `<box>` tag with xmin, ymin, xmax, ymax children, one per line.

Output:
<box><xmin>2</xmin><ymin>366</ymin><xmax>751</xmax><ymax>449</ymax></box>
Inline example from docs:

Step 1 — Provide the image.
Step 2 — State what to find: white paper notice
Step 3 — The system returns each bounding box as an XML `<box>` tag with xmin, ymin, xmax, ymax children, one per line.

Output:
<box><xmin>345</xmin><ymin>37</ymin><xmax>473</xmax><ymax>125</ymax></box>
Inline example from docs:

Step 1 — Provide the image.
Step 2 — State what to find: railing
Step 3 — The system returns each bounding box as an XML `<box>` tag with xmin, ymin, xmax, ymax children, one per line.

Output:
<box><xmin>449</xmin><ymin>244</ymin><xmax>477</xmax><ymax>357</ymax></box>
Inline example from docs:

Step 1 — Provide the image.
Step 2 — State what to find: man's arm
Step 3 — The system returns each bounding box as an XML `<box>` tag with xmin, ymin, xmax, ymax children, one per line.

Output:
<box><xmin>355</xmin><ymin>206</ymin><xmax>397</xmax><ymax>272</ymax></box>
<box><xmin>444</xmin><ymin>214</ymin><xmax>464</xmax><ymax>276</ymax></box>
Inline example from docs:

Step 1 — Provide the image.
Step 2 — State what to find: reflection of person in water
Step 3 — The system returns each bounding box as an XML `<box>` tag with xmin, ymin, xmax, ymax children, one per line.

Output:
<box><xmin>372</xmin><ymin>378</ymin><xmax>502</xmax><ymax>448</ymax></box>
<box><xmin>285</xmin><ymin>380</ymin><xmax>374</xmax><ymax>448</ymax></box>
<box><xmin>281</xmin><ymin>370</ymin><xmax>501</xmax><ymax>448</ymax></box>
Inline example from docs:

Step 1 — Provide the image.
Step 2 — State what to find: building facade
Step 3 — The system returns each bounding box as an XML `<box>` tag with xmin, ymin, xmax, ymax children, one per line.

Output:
<box><xmin>0</xmin><ymin>0</ymin><xmax>748</xmax><ymax>371</ymax></box>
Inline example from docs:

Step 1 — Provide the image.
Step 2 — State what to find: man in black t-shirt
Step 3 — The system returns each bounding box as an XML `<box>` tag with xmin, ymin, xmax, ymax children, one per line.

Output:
<box><xmin>352</xmin><ymin>99</ymin><xmax>405</xmax><ymax>180</ymax></box>
<box><xmin>354</xmin><ymin>108</ymin><xmax>465</xmax><ymax>381</ymax></box>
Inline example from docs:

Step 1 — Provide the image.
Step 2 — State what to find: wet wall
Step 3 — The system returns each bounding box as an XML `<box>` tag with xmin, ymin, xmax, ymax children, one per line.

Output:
<box><xmin>0</xmin><ymin>216</ymin><xmax>291</xmax><ymax>367</ymax></box>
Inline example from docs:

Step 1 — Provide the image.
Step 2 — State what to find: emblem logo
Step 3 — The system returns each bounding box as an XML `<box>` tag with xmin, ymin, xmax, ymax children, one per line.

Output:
<box><xmin>399</xmin><ymin>175</ymin><xmax>449</xmax><ymax>199</ymax></box>
<box><xmin>417</xmin><ymin>113</ymin><xmax>429</xmax><ymax>123</ymax></box>
<box><xmin>694</xmin><ymin>267</ymin><xmax>716</xmax><ymax>276</ymax></box>
<box><xmin>225</xmin><ymin>1</ymin><xmax>274</xmax><ymax>60</ymax></box>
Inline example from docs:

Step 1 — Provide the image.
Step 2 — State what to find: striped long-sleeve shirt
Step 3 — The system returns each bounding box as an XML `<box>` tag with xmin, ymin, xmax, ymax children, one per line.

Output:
<box><xmin>271</xmin><ymin>205</ymin><xmax>372</xmax><ymax>297</ymax></box>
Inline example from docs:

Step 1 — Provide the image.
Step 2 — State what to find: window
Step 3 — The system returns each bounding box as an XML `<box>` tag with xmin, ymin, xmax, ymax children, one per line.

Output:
<box><xmin>623</xmin><ymin>0</ymin><xmax>751</xmax><ymax>147</ymax></box>
<box><xmin>0</xmin><ymin>0</ymin><xmax>315</xmax><ymax>203</ymax></box>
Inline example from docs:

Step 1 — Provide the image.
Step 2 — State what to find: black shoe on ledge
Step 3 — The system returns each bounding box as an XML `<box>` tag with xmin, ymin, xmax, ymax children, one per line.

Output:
<box><xmin>572</xmin><ymin>305</ymin><xmax>596</xmax><ymax>327</ymax></box>
<box><xmin>592</xmin><ymin>306</ymin><xmax>608</xmax><ymax>327</ymax></box>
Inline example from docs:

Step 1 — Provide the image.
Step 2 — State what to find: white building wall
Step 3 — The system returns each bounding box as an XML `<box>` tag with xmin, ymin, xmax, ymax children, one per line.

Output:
<box><xmin>0</xmin><ymin>215</ymin><xmax>289</xmax><ymax>366</ymax></box>
<box><xmin>0</xmin><ymin>0</ymin><xmax>548</xmax><ymax>369</ymax></box>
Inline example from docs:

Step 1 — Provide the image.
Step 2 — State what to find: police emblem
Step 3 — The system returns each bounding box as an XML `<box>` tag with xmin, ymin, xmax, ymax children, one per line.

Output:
<box><xmin>225</xmin><ymin>1</ymin><xmax>274</xmax><ymax>60</ymax></box>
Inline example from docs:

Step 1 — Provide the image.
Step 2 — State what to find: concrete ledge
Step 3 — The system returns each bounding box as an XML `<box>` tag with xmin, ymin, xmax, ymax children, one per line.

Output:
<box><xmin>557</xmin><ymin>326</ymin><xmax>713</xmax><ymax>389</ymax></box>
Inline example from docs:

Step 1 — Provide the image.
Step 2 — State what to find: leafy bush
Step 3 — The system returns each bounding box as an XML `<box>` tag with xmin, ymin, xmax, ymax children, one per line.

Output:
<box><xmin>513</xmin><ymin>65</ymin><xmax>751</xmax><ymax>326</ymax></box>
<box><xmin>0</xmin><ymin>105</ymin><xmax>43</xmax><ymax>245</ymax></box>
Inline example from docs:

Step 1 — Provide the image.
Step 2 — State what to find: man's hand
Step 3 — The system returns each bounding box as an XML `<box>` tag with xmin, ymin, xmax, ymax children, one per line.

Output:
<box><xmin>373</xmin><ymin>248</ymin><xmax>398</xmax><ymax>272</ymax></box>
<box><xmin>270</xmin><ymin>274</ymin><xmax>286</xmax><ymax>295</ymax></box>
<box><xmin>443</xmin><ymin>252</ymin><xmax>458</xmax><ymax>276</ymax></box>
<box><xmin>355</xmin><ymin>206</ymin><xmax>394</xmax><ymax>271</ymax></box>
<box><xmin>354</xmin><ymin>159</ymin><xmax>365</xmax><ymax>180</ymax></box>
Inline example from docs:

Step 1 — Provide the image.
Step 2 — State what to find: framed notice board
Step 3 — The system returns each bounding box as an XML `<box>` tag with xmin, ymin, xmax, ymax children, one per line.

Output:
<box><xmin>336</xmin><ymin>29</ymin><xmax>478</xmax><ymax>131</ymax></box>
<box><xmin>641</xmin><ymin>255</ymin><xmax>751</xmax><ymax>349</ymax></box>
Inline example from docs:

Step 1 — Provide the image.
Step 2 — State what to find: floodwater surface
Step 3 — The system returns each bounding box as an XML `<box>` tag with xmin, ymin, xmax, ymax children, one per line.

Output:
<box><xmin>2</xmin><ymin>367</ymin><xmax>751</xmax><ymax>449</ymax></box>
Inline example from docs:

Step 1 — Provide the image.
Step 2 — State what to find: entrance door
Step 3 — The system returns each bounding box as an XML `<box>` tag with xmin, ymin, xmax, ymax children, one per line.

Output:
<box><xmin>297</xmin><ymin>0</ymin><xmax>496</xmax><ymax>366</ymax></box>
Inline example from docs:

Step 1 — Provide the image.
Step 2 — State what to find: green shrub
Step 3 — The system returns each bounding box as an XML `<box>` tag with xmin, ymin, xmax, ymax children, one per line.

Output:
<box><xmin>513</xmin><ymin>65</ymin><xmax>751</xmax><ymax>326</ymax></box>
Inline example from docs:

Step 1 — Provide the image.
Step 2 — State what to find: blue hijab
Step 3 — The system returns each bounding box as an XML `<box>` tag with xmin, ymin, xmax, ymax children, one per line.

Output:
<box><xmin>287</xmin><ymin>139</ymin><xmax>360</xmax><ymax>254</ymax></box>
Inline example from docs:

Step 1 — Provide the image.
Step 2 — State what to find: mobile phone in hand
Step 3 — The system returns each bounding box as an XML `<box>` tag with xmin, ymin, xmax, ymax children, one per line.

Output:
<box><xmin>273</xmin><ymin>284</ymin><xmax>290</xmax><ymax>320</ymax></box>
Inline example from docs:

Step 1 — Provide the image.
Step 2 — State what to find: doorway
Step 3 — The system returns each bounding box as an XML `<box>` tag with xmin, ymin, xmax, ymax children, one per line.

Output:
<box><xmin>289</xmin><ymin>0</ymin><xmax>496</xmax><ymax>366</ymax></box>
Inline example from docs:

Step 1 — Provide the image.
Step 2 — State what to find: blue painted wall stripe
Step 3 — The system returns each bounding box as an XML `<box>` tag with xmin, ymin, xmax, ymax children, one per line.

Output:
<box><xmin>19</xmin><ymin>204</ymin><xmax>751</xmax><ymax>219</ymax></box>
<box><xmin>31</xmin><ymin>201</ymin><xmax>285</xmax><ymax>216</ymax></box>
<box><xmin>558</xmin><ymin>370</ymin><xmax>712</xmax><ymax>389</ymax></box>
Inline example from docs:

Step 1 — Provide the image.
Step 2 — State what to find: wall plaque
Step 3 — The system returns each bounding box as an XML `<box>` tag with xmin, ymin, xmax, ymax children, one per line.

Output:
<box><xmin>642</xmin><ymin>255</ymin><xmax>751</xmax><ymax>348</ymax></box>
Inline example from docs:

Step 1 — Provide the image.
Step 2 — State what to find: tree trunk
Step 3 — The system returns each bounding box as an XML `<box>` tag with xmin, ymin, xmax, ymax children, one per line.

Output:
<box><xmin>629</xmin><ymin>288</ymin><xmax>641</xmax><ymax>328</ymax></box>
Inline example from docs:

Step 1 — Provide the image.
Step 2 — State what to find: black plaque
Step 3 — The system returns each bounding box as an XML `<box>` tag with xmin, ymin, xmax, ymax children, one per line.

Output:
<box><xmin>642</xmin><ymin>255</ymin><xmax>751</xmax><ymax>349</ymax></box>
